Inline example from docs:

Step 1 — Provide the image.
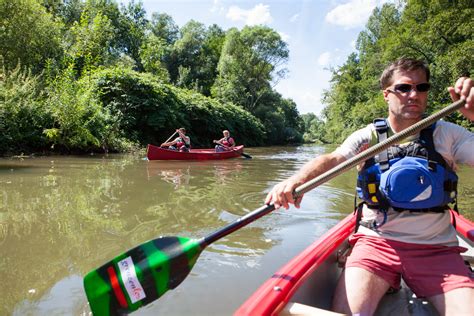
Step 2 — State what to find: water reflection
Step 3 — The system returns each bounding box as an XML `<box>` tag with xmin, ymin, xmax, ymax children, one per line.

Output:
<box><xmin>0</xmin><ymin>154</ymin><xmax>273</xmax><ymax>315</ymax></box>
<box><xmin>146</xmin><ymin>160</ymin><xmax>244</xmax><ymax>188</ymax></box>
<box><xmin>147</xmin><ymin>162</ymin><xmax>192</xmax><ymax>188</ymax></box>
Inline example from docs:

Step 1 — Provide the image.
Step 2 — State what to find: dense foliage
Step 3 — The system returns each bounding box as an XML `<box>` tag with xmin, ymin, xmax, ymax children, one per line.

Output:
<box><xmin>92</xmin><ymin>68</ymin><xmax>266</xmax><ymax>147</ymax></box>
<box><xmin>305</xmin><ymin>0</ymin><xmax>473</xmax><ymax>143</ymax></box>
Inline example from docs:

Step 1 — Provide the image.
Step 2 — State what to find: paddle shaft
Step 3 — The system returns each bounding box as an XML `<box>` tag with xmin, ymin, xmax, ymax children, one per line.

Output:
<box><xmin>163</xmin><ymin>131</ymin><xmax>178</xmax><ymax>145</ymax></box>
<box><xmin>214</xmin><ymin>141</ymin><xmax>252</xmax><ymax>159</ymax></box>
<box><xmin>202</xmin><ymin>99</ymin><xmax>465</xmax><ymax>246</ymax></box>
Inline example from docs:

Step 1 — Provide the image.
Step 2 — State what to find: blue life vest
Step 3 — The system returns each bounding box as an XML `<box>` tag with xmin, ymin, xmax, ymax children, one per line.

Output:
<box><xmin>356</xmin><ymin>119</ymin><xmax>458</xmax><ymax>212</ymax></box>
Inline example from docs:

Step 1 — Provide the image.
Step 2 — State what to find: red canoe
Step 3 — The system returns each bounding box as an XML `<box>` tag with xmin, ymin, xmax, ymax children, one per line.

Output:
<box><xmin>147</xmin><ymin>144</ymin><xmax>245</xmax><ymax>160</ymax></box>
<box><xmin>235</xmin><ymin>210</ymin><xmax>473</xmax><ymax>316</ymax></box>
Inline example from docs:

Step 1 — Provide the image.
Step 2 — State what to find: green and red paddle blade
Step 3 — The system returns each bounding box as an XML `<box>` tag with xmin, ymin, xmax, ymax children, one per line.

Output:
<box><xmin>84</xmin><ymin>236</ymin><xmax>203</xmax><ymax>315</ymax></box>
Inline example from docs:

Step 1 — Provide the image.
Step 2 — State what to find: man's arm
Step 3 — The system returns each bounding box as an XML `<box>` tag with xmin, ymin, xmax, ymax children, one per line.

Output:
<box><xmin>161</xmin><ymin>138</ymin><xmax>178</xmax><ymax>147</ymax></box>
<box><xmin>214</xmin><ymin>137</ymin><xmax>231</xmax><ymax>146</ymax></box>
<box><xmin>265</xmin><ymin>152</ymin><xmax>347</xmax><ymax>210</ymax></box>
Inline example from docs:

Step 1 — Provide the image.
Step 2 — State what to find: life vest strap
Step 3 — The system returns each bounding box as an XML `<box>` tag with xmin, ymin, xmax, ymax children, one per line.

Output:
<box><xmin>374</xmin><ymin>119</ymin><xmax>390</xmax><ymax>172</ymax></box>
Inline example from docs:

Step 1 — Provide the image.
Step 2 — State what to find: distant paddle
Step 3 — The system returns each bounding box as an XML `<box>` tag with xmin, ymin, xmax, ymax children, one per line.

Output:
<box><xmin>160</xmin><ymin>131</ymin><xmax>177</xmax><ymax>148</ymax></box>
<box><xmin>213</xmin><ymin>141</ymin><xmax>252</xmax><ymax>159</ymax></box>
<box><xmin>84</xmin><ymin>99</ymin><xmax>465</xmax><ymax>315</ymax></box>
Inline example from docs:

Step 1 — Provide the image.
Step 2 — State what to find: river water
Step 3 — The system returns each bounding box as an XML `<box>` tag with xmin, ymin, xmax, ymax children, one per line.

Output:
<box><xmin>1</xmin><ymin>145</ymin><xmax>473</xmax><ymax>315</ymax></box>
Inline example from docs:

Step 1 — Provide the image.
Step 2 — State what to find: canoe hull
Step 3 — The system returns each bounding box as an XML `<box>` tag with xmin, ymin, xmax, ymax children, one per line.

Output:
<box><xmin>235</xmin><ymin>211</ymin><xmax>473</xmax><ymax>316</ymax></box>
<box><xmin>147</xmin><ymin>144</ymin><xmax>244</xmax><ymax>160</ymax></box>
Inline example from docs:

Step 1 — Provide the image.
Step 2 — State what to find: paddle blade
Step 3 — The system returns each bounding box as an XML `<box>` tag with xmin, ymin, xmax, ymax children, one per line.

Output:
<box><xmin>84</xmin><ymin>236</ymin><xmax>203</xmax><ymax>315</ymax></box>
<box><xmin>241</xmin><ymin>152</ymin><xmax>252</xmax><ymax>159</ymax></box>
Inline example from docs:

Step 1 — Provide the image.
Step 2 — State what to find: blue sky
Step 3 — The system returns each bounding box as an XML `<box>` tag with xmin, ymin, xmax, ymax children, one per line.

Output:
<box><xmin>121</xmin><ymin>0</ymin><xmax>391</xmax><ymax>115</ymax></box>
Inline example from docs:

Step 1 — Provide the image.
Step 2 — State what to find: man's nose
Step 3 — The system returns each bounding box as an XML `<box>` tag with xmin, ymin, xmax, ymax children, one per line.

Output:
<box><xmin>408</xmin><ymin>89</ymin><xmax>419</xmax><ymax>97</ymax></box>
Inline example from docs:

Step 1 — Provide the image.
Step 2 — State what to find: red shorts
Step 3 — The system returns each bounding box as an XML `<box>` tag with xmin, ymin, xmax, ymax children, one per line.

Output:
<box><xmin>346</xmin><ymin>234</ymin><xmax>474</xmax><ymax>298</ymax></box>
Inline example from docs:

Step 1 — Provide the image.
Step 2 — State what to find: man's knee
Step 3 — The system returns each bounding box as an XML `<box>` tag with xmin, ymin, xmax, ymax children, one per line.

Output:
<box><xmin>332</xmin><ymin>267</ymin><xmax>391</xmax><ymax>315</ymax></box>
<box><xmin>429</xmin><ymin>287</ymin><xmax>474</xmax><ymax>315</ymax></box>
<box><xmin>332</xmin><ymin>272</ymin><xmax>348</xmax><ymax>313</ymax></box>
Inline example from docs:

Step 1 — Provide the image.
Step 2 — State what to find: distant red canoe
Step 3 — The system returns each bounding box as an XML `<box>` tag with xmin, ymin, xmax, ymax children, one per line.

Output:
<box><xmin>147</xmin><ymin>144</ymin><xmax>245</xmax><ymax>160</ymax></box>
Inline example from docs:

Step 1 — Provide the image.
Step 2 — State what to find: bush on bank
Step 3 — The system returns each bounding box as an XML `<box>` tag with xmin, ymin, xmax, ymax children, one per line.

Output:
<box><xmin>0</xmin><ymin>65</ymin><xmax>266</xmax><ymax>156</ymax></box>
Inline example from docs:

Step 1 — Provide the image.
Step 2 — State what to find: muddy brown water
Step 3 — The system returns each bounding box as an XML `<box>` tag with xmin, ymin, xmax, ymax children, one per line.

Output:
<box><xmin>1</xmin><ymin>145</ymin><xmax>473</xmax><ymax>315</ymax></box>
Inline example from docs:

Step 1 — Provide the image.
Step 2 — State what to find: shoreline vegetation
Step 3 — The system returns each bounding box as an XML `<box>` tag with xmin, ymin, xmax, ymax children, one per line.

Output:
<box><xmin>1</xmin><ymin>0</ymin><xmax>472</xmax><ymax>157</ymax></box>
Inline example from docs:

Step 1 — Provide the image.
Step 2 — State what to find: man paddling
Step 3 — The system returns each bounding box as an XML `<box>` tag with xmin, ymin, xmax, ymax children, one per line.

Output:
<box><xmin>265</xmin><ymin>58</ymin><xmax>474</xmax><ymax>315</ymax></box>
<box><xmin>161</xmin><ymin>128</ymin><xmax>191</xmax><ymax>152</ymax></box>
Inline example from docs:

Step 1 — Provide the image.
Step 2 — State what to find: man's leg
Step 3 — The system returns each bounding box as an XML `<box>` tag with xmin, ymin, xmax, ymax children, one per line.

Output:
<box><xmin>332</xmin><ymin>266</ymin><xmax>391</xmax><ymax>315</ymax></box>
<box><xmin>427</xmin><ymin>287</ymin><xmax>474</xmax><ymax>316</ymax></box>
<box><xmin>396</xmin><ymin>241</ymin><xmax>474</xmax><ymax>316</ymax></box>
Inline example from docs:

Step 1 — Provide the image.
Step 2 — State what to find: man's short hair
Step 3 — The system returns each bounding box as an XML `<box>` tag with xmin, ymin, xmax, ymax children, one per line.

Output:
<box><xmin>179</xmin><ymin>128</ymin><xmax>186</xmax><ymax>133</ymax></box>
<box><xmin>379</xmin><ymin>58</ymin><xmax>430</xmax><ymax>89</ymax></box>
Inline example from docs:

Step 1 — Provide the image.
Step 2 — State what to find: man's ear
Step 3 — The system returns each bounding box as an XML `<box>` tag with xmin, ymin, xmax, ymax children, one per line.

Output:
<box><xmin>383</xmin><ymin>90</ymin><xmax>390</xmax><ymax>102</ymax></box>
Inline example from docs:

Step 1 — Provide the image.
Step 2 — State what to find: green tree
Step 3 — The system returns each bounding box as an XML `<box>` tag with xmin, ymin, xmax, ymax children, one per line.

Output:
<box><xmin>169</xmin><ymin>22</ymin><xmax>226</xmax><ymax>96</ymax></box>
<box><xmin>0</xmin><ymin>63</ymin><xmax>50</xmax><ymax>154</ymax></box>
<box><xmin>322</xmin><ymin>53</ymin><xmax>380</xmax><ymax>143</ymax></box>
<box><xmin>43</xmin><ymin>65</ymin><xmax>115</xmax><ymax>152</ymax></box>
<box><xmin>321</xmin><ymin>0</ymin><xmax>473</xmax><ymax>143</ymax></box>
<box><xmin>116</xmin><ymin>0</ymin><xmax>149</xmax><ymax>71</ymax></box>
<box><xmin>301</xmin><ymin>113</ymin><xmax>327</xmax><ymax>143</ymax></box>
<box><xmin>0</xmin><ymin>0</ymin><xmax>63</xmax><ymax>73</ymax></box>
<box><xmin>194</xmin><ymin>24</ymin><xmax>226</xmax><ymax>96</ymax></box>
<box><xmin>150</xmin><ymin>12</ymin><xmax>179</xmax><ymax>45</ymax></box>
<box><xmin>66</xmin><ymin>8</ymin><xmax>115</xmax><ymax>75</ymax></box>
<box><xmin>167</xmin><ymin>20</ymin><xmax>207</xmax><ymax>87</ymax></box>
<box><xmin>253</xmin><ymin>91</ymin><xmax>303</xmax><ymax>144</ymax></box>
<box><xmin>57</xmin><ymin>0</ymin><xmax>84</xmax><ymax>26</ymax></box>
<box><xmin>140</xmin><ymin>34</ymin><xmax>170</xmax><ymax>81</ymax></box>
<box><xmin>213</xmin><ymin>25</ymin><xmax>289</xmax><ymax>112</ymax></box>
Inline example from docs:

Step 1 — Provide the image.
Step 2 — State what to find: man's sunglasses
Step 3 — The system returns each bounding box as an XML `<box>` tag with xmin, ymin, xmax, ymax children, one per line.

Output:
<box><xmin>387</xmin><ymin>83</ymin><xmax>431</xmax><ymax>93</ymax></box>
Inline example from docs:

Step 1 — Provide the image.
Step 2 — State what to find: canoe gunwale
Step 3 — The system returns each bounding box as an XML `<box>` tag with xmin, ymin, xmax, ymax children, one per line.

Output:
<box><xmin>234</xmin><ymin>214</ymin><xmax>356</xmax><ymax>315</ymax></box>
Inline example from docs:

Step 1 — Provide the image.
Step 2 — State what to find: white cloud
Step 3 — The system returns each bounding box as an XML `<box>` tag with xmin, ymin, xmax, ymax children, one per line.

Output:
<box><xmin>226</xmin><ymin>6</ymin><xmax>246</xmax><ymax>22</ymax></box>
<box><xmin>290</xmin><ymin>13</ymin><xmax>300</xmax><ymax>23</ymax></box>
<box><xmin>298</xmin><ymin>91</ymin><xmax>324</xmax><ymax>115</ymax></box>
<box><xmin>226</xmin><ymin>4</ymin><xmax>273</xmax><ymax>25</ymax></box>
<box><xmin>210</xmin><ymin>0</ymin><xmax>225</xmax><ymax>14</ymax></box>
<box><xmin>276</xmin><ymin>78</ymin><xmax>327</xmax><ymax>115</ymax></box>
<box><xmin>317</xmin><ymin>52</ymin><xmax>332</xmax><ymax>66</ymax></box>
<box><xmin>325</xmin><ymin>0</ymin><xmax>377</xmax><ymax>29</ymax></box>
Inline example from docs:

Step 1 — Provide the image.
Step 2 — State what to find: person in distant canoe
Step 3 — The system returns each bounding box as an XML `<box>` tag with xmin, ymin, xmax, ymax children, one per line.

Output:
<box><xmin>161</xmin><ymin>128</ymin><xmax>191</xmax><ymax>152</ymax></box>
<box><xmin>213</xmin><ymin>130</ymin><xmax>235</xmax><ymax>152</ymax></box>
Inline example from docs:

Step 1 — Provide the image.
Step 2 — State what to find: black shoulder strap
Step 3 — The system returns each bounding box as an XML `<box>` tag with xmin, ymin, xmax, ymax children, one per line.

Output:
<box><xmin>419</xmin><ymin>123</ymin><xmax>458</xmax><ymax>210</ymax></box>
<box><xmin>419</xmin><ymin>123</ymin><xmax>448</xmax><ymax>168</ymax></box>
<box><xmin>373</xmin><ymin>118</ymin><xmax>389</xmax><ymax>171</ymax></box>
